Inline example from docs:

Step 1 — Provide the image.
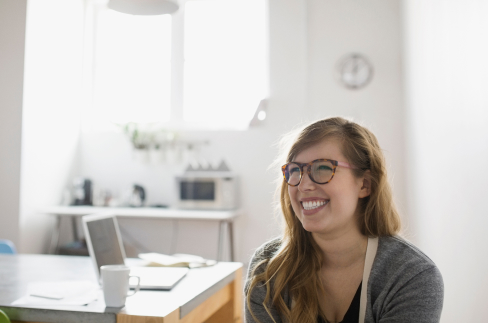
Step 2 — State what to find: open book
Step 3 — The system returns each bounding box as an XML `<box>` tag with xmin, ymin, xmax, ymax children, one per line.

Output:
<box><xmin>138</xmin><ymin>253</ymin><xmax>217</xmax><ymax>268</ymax></box>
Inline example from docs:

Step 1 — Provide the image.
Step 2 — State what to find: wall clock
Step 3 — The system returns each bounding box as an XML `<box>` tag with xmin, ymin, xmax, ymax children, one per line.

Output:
<box><xmin>336</xmin><ymin>53</ymin><xmax>373</xmax><ymax>90</ymax></box>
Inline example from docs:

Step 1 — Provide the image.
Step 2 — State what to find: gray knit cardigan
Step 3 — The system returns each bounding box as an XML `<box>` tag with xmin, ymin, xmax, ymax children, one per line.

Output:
<box><xmin>245</xmin><ymin>236</ymin><xmax>444</xmax><ymax>323</ymax></box>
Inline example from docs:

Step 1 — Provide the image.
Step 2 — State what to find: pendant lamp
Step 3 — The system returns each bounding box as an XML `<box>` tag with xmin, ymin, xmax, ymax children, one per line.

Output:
<box><xmin>108</xmin><ymin>0</ymin><xmax>179</xmax><ymax>15</ymax></box>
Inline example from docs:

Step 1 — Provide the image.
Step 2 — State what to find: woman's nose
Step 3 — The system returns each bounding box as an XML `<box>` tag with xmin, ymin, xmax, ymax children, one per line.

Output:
<box><xmin>298</xmin><ymin>171</ymin><xmax>315</xmax><ymax>192</ymax></box>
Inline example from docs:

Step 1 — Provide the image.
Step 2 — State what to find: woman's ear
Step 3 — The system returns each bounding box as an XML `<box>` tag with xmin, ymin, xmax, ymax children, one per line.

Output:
<box><xmin>358</xmin><ymin>170</ymin><xmax>371</xmax><ymax>198</ymax></box>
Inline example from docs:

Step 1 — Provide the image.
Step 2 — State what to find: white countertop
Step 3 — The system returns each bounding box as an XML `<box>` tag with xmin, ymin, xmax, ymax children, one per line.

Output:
<box><xmin>40</xmin><ymin>206</ymin><xmax>241</xmax><ymax>221</ymax></box>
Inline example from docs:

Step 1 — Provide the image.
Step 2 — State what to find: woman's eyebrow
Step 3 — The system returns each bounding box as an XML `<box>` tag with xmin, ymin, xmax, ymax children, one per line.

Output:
<box><xmin>292</xmin><ymin>158</ymin><xmax>333</xmax><ymax>163</ymax></box>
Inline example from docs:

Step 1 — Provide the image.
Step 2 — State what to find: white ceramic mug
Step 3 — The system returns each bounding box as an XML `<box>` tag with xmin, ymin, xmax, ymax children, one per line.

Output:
<box><xmin>101</xmin><ymin>265</ymin><xmax>140</xmax><ymax>307</ymax></box>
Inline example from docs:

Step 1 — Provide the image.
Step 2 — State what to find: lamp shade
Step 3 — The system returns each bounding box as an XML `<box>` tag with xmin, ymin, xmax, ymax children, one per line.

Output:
<box><xmin>108</xmin><ymin>0</ymin><xmax>179</xmax><ymax>15</ymax></box>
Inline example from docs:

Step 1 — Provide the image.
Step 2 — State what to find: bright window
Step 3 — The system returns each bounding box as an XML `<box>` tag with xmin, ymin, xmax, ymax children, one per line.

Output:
<box><xmin>183</xmin><ymin>0</ymin><xmax>267</xmax><ymax>129</ymax></box>
<box><xmin>93</xmin><ymin>10</ymin><xmax>172</xmax><ymax>124</ymax></box>
<box><xmin>88</xmin><ymin>0</ymin><xmax>267</xmax><ymax>130</ymax></box>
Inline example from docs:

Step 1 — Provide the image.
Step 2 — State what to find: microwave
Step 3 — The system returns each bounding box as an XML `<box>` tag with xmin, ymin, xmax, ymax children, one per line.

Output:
<box><xmin>176</xmin><ymin>172</ymin><xmax>237</xmax><ymax>210</ymax></box>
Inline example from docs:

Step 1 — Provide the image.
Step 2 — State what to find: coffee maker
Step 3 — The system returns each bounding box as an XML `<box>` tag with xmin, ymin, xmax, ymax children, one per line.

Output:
<box><xmin>72</xmin><ymin>177</ymin><xmax>93</xmax><ymax>206</ymax></box>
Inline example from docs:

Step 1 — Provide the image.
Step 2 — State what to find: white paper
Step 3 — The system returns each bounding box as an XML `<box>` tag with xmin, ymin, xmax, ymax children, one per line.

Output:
<box><xmin>172</xmin><ymin>253</ymin><xmax>206</xmax><ymax>263</ymax></box>
<box><xmin>138</xmin><ymin>252</ymin><xmax>216</xmax><ymax>268</ymax></box>
<box><xmin>138</xmin><ymin>253</ymin><xmax>201</xmax><ymax>266</ymax></box>
<box><xmin>11</xmin><ymin>280</ymin><xmax>99</xmax><ymax>306</ymax></box>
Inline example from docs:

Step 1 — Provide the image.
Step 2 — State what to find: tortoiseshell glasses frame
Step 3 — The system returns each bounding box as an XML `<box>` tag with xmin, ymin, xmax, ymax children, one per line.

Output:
<box><xmin>281</xmin><ymin>159</ymin><xmax>357</xmax><ymax>186</ymax></box>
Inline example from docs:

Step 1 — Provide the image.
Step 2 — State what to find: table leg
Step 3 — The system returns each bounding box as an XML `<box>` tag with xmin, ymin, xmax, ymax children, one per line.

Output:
<box><xmin>217</xmin><ymin>221</ymin><xmax>224</xmax><ymax>261</ymax></box>
<box><xmin>48</xmin><ymin>215</ymin><xmax>62</xmax><ymax>254</ymax></box>
<box><xmin>228</xmin><ymin>221</ymin><xmax>235</xmax><ymax>262</ymax></box>
<box><xmin>71</xmin><ymin>216</ymin><xmax>79</xmax><ymax>242</ymax></box>
<box><xmin>218</xmin><ymin>221</ymin><xmax>235</xmax><ymax>262</ymax></box>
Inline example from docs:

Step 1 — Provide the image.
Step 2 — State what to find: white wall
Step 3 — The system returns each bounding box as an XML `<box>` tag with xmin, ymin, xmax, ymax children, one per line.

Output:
<box><xmin>404</xmin><ymin>0</ymin><xmax>488</xmax><ymax>321</ymax></box>
<box><xmin>0</xmin><ymin>0</ymin><xmax>27</xmax><ymax>247</ymax></box>
<box><xmin>0</xmin><ymin>0</ymin><xmax>84</xmax><ymax>253</ymax></box>
<box><xmin>80</xmin><ymin>0</ymin><xmax>405</xmax><ymax>265</ymax></box>
<box><xmin>19</xmin><ymin>0</ymin><xmax>84</xmax><ymax>253</ymax></box>
<box><xmin>306</xmin><ymin>0</ymin><xmax>407</xmax><ymax>224</ymax></box>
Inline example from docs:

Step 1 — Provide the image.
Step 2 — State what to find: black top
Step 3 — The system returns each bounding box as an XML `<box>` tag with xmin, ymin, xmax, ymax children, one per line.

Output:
<box><xmin>318</xmin><ymin>282</ymin><xmax>361</xmax><ymax>323</ymax></box>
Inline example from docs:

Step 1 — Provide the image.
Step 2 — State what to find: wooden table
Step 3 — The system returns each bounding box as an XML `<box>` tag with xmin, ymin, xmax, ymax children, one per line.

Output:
<box><xmin>0</xmin><ymin>254</ymin><xmax>243</xmax><ymax>323</ymax></box>
<box><xmin>40</xmin><ymin>206</ymin><xmax>241</xmax><ymax>261</ymax></box>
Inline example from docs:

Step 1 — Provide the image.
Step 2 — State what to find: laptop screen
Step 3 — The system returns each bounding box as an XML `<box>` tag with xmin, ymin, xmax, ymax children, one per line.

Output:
<box><xmin>83</xmin><ymin>213</ymin><xmax>190</xmax><ymax>290</ymax></box>
<box><xmin>85</xmin><ymin>216</ymin><xmax>125</xmax><ymax>275</ymax></box>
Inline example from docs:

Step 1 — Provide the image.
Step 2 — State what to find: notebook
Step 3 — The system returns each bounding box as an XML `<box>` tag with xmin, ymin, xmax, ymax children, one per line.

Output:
<box><xmin>82</xmin><ymin>212</ymin><xmax>189</xmax><ymax>290</ymax></box>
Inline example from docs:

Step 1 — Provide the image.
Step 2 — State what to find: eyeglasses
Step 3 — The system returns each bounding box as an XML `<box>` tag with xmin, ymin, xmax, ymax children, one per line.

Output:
<box><xmin>281</xmin><ymin>159</ymin><xmax>356</xmax><ymax>186</ymax></box>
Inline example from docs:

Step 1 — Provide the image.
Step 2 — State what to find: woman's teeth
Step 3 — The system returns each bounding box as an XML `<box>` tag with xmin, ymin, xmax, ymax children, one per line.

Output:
<box><xmin>302</xmin><ymin>200</ymin><xmax>328</xmax><ymax>210</ymax></box>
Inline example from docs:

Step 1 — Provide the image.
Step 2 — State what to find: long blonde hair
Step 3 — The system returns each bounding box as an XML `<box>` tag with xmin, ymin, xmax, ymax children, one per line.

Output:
<box><xmin>246</xmin><ymin>117</ymin><xmax>401</xmax><ymax>322</ymax></box>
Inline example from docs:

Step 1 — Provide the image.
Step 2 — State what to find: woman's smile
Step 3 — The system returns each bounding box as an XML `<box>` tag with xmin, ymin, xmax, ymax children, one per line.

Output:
<box><xmin>301</xmin><ymin>199</ymin><xmax>330</xmax><ymax>215</ymax></box>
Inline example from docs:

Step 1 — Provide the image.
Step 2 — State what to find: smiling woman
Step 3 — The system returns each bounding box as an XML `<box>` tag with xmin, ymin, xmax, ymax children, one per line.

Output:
<box><xmin>244</xmin><ymin>117</ymin><xmax>444</xmax><ymax>323</ymax></box>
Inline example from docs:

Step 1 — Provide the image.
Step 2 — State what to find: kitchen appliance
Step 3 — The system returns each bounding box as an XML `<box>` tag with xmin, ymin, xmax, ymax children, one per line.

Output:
<box><xmin>176</xmin><ymin>161</ymin><xmax>237</xmax><ymax>210</ymax></box>
<box><xmin>129</xmin><ymin>184</ymin><xmax>146</xmax><ymax>207</ymax></box>
<box><xmin>72</xmin><ymin>177</ymin><xmax>93</xmax><ymax>206</ymax></box>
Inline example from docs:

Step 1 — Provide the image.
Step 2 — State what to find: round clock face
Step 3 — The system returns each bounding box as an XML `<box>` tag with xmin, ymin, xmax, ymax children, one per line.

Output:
<box><xmin>336</xmin><ymin>53</ymin><xmax>373</xmax><ymax>90</ymax></box>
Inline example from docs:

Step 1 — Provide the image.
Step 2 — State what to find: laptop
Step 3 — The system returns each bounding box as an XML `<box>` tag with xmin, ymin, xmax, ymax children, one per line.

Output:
<box><xmin>82</xmin><ymin>212</ymin><xmax>189</xmax><ymax>290</ymax></box>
